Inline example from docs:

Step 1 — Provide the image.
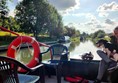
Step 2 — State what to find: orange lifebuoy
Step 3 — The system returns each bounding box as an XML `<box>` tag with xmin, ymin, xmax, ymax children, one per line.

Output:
<box><xmin>7</xmin><ymin>36</ymin><xmax>40</xmax><ymax>73</ymax></box>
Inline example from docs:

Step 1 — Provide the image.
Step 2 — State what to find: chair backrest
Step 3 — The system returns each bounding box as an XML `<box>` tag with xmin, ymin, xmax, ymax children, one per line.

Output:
<box><xmin>0</xmin><ymin>56</ymin><xmax>19</xmax><ymax>83</ymax></box>
<box><xmin>49</xmin><ymin>44</ymin><xmax>69</xmax><ymax>60</ymax></box>
<box><xmin>0</xmin><ymin>56</ymin><xmax>31</xmax><ymax>83</ymax></box>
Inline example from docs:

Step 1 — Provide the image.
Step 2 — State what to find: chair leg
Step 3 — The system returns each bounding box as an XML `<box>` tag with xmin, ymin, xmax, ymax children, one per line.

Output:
<box><xmin>39</xmin><ymin>66</ymin><xmax>45</xmax><ymax>83</ymax></box>
<box><xmin>56</xmin><ymin>65</ymin><xmax>62</xmax><ymax>83</ymax></box>
<box><xmin>28</xmin><ymin>65</ymin><xmax>45</xmax><ymax>83</ymax></box>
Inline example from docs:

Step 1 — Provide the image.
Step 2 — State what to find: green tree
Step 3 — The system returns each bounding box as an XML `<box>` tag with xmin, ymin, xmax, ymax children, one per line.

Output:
<box><xmin>46</xmin><ymin>6</ymin><xmax>64</xmax><ymax>38</ymax></box>
<box><xmin>0</xmin><ymin>0</ymin><xmax>9</xmax><ymax>27</ymax></box>
<box><xmin>15</xmin><ymin>0</ymin><xmax>63</xmax><ymax>39</ymax></box>
<box><xmin>94</xmin><ymin>30</ymin><xmax>105</xmax><ymax>38</ymax></box>
<box><xmin>64</xmin><ymin>26</ymin><xmax>80</xmax><ymax>37</ymax></box>
<box><xmin>8</xmin><ymin>16</ymin><xmax>20</xmax><ymax>31</ymax></box>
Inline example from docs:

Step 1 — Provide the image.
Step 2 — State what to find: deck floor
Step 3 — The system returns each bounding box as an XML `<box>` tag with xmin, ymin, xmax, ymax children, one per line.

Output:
<box><xmin>45</xmin><ymin>76</ymin><xmax>108</xmax><ymax>83</ymax></box>
<box><xmin>45</xmin><ymin>76</ymin><xmax>68</xmax><ymax>83</ymax></box>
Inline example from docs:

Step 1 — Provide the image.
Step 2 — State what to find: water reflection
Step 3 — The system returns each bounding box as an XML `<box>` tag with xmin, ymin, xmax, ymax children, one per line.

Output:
<box><xmin>16</xmin><ymin>48</ymin><xmax>34</xmax><ymax>64</ymax></box>
<box><xmin>68</xmin><ymin>41</ymin><xmax>80</xmax><ymax>52</ymax></box>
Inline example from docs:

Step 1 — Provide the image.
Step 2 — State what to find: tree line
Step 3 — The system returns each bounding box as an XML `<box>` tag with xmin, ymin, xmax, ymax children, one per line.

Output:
<box><xmin>0</xmin><ymin>0</ymin><xmax>80</xmax><ymax>40</ymax></box>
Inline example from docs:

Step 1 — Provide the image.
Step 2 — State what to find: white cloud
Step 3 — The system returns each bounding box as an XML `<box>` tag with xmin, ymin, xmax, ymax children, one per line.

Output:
<box><xmin>65</xmin><ymin>13</ymin><xmax>103</xmax><ymax>33</ymax></box>
<box><xmin>72</xmin><ymin>13</ymin><xmax>97</xmax><ymax>21</ymax></box>
<box><xmin>64</xmin><ymin>9</ymin><xmax>118</xmax><ymax>34</ymax></box>
<box><xmin>97</xmin><ymin>1</ymin><xmax>118</xmax><ymax>17</ymax></box>
<box><xmin>65</xmin><ymin>15</ymin><xmax>118</xmax><ymax>34</ymax></box>
<box><xmin>8</xmin><ymin>10</ymin><xmax>15</xmax><ymax>17</ymax></box>
<box><xmin>98</xmin><ymin>12</ymin><xmax>109</xmax><ymax>17</ymax></box>
<box><xmin>105</xmin><ymin>19</ymin><xmax>115</xmax><ymax>25</ymax></box>
<box><xmin>48</xmin><ymin>0</ymin><xmax>80</xmax><ymax>15</ymax></box>
<box><xmin>18</xmin><ymin>0</ymin><xmax>23</xmax><ymax>2</ymax></box>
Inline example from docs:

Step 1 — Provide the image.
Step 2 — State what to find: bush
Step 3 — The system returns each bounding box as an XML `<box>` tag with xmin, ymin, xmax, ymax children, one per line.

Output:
<box><xmin>0</xmin><ymin>36</ymin><xmax>17</xmax><ymax>46</ymax></box>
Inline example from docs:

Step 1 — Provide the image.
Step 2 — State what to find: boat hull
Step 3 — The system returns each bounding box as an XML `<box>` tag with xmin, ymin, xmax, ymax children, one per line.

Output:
<box><xmin>43</xmin><ymin>59</ymin><xmax>111</xmax><ymax>81</ymax></box>
<box><xmin>59</xmin><ymin>59</ymin><xmax>100</xmax><ymax>80</ymax></box>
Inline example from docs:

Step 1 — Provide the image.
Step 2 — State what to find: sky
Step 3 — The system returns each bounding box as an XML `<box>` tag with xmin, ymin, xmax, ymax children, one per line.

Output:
<box><xmin>8</xmin><ymin>0</ymin><xmax>118</xmax><ymax>34</ymax></box>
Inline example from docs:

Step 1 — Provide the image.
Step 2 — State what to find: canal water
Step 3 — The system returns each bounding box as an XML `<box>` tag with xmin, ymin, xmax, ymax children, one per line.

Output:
<box><xmin>0</xmin><ymin>40</ymin><xmax>101</xmax><ymax>64</ymax></box>
<box><xmin>66</xmin><ymin>40</ymin><xmax>101</xmax><ymax>60</ymax></box>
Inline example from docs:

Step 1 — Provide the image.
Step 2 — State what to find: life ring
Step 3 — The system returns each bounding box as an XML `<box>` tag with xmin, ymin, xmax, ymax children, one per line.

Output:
<box><xmin>7</xmin><ymin>36</ymin><xmax>40</xmax><ymax>73</ymax></box>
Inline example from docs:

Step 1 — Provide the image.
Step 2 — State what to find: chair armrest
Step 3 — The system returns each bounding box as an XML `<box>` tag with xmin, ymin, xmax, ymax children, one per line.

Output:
<box><xmin>40</xmin><ymin>51</ymin><xmax>49</xmax><ymax>55</ymax></box>
<box><xmin>60</xmin><ymin>51</ymin><xmax>70</xmax><ymax>61</ymax></box>
<box><xmin>18</xmin><ymin>62</ymin><xmax>44</xmax><ymax>73</ymax></box>
<box><xmin>40</xmin><ymin>48</ymin><xmax>50</xmax><ymax>55</ymax></box>
<box><xmin>61</xmin><ymin>51</ymin><xmax>69</xmax><ymax>55</ymax></box>
<box><xmin>30</xmin><ymin>64</ymin><xmax>44</xmax><ymax>71</ymax></box>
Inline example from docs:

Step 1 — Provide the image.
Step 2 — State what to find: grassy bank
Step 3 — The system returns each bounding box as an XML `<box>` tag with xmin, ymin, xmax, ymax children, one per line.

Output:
<box><xmin>70</xmin><ymin>37</ymin><xmax>80</xmax><ymax>43</ymax></box>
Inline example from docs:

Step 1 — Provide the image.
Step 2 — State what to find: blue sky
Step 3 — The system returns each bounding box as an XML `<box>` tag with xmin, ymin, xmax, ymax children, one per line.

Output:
<box><xmin>8</xmin><ymin>0</ymin><xmax>118</xmax><ymax>34</ymax></box>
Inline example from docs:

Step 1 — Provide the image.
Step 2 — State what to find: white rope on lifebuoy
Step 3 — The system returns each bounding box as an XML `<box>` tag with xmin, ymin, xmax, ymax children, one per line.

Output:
<box><xmin>31</xmin><ymin>38</ymin><xmax>35</xmax><ymax>44</ymax></box>
<box><xmin>35</xmin><ymin>57</ymin><xmax>39</xmax><ymax>63</ymax></box>
<box><xmin>11</xmin><ymin>45</ymin><xmax>17</xmax><ymax>50</ymax></box>
<box><xmin>16</xmin><ymin>36</ymin><xmax>22</xmax><ymax>55</ymax></box>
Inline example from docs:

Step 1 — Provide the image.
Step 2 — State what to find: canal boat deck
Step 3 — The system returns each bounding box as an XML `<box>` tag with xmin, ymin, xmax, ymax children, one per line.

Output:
<box><xmin>45</xmin><ymin>76</ymin><xmax>108</xmax><ymax>83</ymax></box>
<box><xmin>45</xmin><ymin>76</ymin><xmax>68</xmax><ymax>83</ymax></box>
<box><xmin>42</xmin><ymin>59</ymin><xmax>113</xmax><ymax>83</ymax></box>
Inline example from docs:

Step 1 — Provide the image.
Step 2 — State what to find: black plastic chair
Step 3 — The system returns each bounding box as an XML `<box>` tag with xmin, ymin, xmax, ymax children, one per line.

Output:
<box><xmin>0</xmin><ymin>56</ymin><xmax>44</xmax><ymax>83</ymax></box>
